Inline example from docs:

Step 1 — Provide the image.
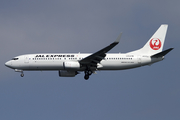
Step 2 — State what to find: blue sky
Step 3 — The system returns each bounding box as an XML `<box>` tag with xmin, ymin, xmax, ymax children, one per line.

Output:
<box><xmin>0</xmin><ymin>0</ymin><xmax>179</xmax><ymax>120</ymax></box>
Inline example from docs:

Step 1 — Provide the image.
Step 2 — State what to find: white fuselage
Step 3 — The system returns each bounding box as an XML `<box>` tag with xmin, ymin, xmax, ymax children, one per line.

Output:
<box><xmin>5</xmin><ymin>53</ymin><xmax>162</xmax><ymax>71</ymax></box>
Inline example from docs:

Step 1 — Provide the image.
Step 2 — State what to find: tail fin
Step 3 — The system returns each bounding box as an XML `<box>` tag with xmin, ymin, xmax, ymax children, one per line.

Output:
<box><xmin>128</xmin><ymin>24</ymin><xmax>168</xmax><ymax>55</ymax></box>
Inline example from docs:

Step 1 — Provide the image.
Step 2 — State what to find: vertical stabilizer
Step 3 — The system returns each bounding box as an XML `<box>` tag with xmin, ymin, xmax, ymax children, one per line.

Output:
<box><xmin>128</xmin><ymin>24</ymin><xmax>168</xmax><ymax>55</ymax></box>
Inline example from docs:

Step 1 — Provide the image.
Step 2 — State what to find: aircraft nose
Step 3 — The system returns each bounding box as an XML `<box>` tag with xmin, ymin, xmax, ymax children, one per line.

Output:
<box><xmin>5</xmin><ymin>61</ymin><xmax>12</xmax><ymax>68</ymax></box>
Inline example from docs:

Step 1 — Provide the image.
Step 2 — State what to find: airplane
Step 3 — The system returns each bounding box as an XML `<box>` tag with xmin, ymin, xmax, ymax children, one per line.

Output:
<box><xmin>5</xmin><ymin>24</ymin><xmax>173</xmax><ymax>80</ymax></box>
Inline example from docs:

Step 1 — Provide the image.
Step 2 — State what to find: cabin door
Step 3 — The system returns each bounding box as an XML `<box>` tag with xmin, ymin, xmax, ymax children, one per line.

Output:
<box><xmin>24</xmin><ymin>55</ymin><xmax>29</xmax><ymax>63</ymax></box>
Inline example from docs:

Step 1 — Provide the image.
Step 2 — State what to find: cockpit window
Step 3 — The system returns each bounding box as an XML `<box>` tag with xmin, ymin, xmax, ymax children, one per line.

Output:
<box><xmin>12</xmin><ymin>58</ymin><xmax>19</xmax><ymax>60</ymax></box>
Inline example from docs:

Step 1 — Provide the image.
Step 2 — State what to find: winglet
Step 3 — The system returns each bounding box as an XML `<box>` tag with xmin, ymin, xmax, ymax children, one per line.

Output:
<box><xmin>114</xmin><ymin>32</ymin><xmax>122</xmax><ymax>43</ymax></box>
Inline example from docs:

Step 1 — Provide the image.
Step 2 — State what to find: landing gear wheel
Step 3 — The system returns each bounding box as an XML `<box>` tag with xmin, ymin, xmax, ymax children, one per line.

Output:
<box><xmin>84</xmin><ymin>75</ymin><xmax>89</xmax><ymax>80</ymax></box>
<box><xmin>84</xmin><ymin>66</ymin><xmax>92</xmax><ymax>80</ymax></box>
<box><xmin>88</xmin><ymin>71</ymin><xmax>92</xmax><ymax>75</ymax></box>
<box><xmin>20</xmin><ymin>73</ymin><xmax>24</xmax><ymax>77</ymax></box>
<box><xmin>85</xmin><ymin>70</ymin><xmax>92</xmax><ymax>76</ymax></box>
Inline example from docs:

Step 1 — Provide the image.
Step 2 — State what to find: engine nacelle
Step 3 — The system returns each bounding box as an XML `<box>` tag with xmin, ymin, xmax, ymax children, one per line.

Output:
<box><xmin>63</xmin><ymin>61</ymin><xmax>80</xmax><ymax>70</ymax></box>
<box><xmin>59</xmin><ymin>70</ymin><xmax>77</xmax><ymax>77</ymax></box>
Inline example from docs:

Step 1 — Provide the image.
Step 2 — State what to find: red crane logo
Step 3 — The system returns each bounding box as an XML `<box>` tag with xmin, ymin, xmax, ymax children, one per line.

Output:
<box><xmin>150</xmin><ymin>38</ymin><xmax>161</xmax><ymax>50</ymax></box>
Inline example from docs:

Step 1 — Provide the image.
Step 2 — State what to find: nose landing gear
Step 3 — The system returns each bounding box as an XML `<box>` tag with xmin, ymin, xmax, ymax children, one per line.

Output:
<box><xmin>20</xmin><ymin>73</ymin><xmax>24</xmax><ymax>77</ymax></box>
<box><xmin>15</xmin><ymin>69</ymin><xmax>24</xmax><ymax>77</ymax></box>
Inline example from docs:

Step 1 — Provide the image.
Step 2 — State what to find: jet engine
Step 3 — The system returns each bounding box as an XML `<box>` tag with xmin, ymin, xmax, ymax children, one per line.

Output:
<box><xmin>59</xmin><ymin>70</ymin><xmax>78</xmax><ymax>77</ymax></box>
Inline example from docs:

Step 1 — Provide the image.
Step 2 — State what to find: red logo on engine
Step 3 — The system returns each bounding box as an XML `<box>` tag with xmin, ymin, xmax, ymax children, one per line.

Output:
<box><xmin>150</xmin><ymin>38</ymin><xmax>161</xmax><ymax>50</ymax></box>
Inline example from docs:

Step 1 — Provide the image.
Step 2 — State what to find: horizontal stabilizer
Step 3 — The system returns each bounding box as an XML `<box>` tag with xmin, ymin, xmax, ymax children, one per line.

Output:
<box><xmin>151</xmin><ymin>48</ymin><xmax>174</xmax><ymax>58</ymax></box>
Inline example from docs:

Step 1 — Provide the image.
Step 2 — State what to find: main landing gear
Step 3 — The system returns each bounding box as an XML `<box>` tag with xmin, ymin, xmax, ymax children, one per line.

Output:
<box><xmin>84</xmin><ymin>70</ymin><xmax>92</xmax><ymax>80</ymax></box>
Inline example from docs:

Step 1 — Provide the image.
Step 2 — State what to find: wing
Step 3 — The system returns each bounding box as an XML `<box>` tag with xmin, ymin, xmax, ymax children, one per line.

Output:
<box><xmin>79</xmin><ymin>33</ymin><xmax>122</xmax><ymax>67</ymax></box>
